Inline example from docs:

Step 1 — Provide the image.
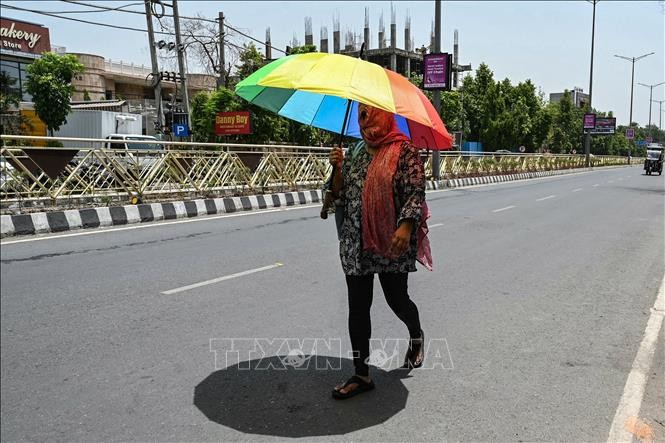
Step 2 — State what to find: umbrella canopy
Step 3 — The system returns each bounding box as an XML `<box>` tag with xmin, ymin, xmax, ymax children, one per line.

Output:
<box><xmin>235</xmin><ymin>52</ymin><xmax>453</xmax><ymax>150</ymax></box>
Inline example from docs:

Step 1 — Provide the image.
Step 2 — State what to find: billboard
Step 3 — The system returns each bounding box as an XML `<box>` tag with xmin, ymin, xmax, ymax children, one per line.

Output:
<box><xmin>0</xmin><ymin>18</ymin><xmax>51</xmax><ymax>55</ymax></box>
<box><xmin>589</xmin><ymin>117</ymin><xmax>616</xmax><ymax>135</ymax></box>
<box><xmin>423</xmin><ymin>53</ymin><xmax>452</xmax><ymax>90</ymax></box>
<box><xmin>583</xmin><ymin>113</ymin><xmax>596</xmax><ymax>130</ymax></box>
<box><xmin>215</xmin><ymin>111</ymin><xmax>251</xmax><ymax>135</ymax></box>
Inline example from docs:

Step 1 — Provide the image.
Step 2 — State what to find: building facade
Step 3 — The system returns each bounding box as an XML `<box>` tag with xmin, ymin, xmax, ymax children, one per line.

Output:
<box><xmin>1</xmin><ymin>17</ymin><xmax>52</xmax><ymax>102</ymax></box>
<box><xmin>549</xmin><ymin>87</ymin><xmax>590</xmax><ymax>108</ymax></box>
<box><xmin>69</xmin><ymin>53</ymin><xmax>216</xmax><ymax>103</ymax></box>
<box><xmin>1</xmin><ymin>17</ymin><xmax>217</xmax><ymax>137</ymax></box>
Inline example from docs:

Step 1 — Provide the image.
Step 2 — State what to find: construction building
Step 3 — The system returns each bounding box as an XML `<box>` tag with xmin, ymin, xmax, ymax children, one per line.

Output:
<box><xmin>265</xmin><ymin>7</ymin><xmax>471</xmax><ymax>84</ymax></box>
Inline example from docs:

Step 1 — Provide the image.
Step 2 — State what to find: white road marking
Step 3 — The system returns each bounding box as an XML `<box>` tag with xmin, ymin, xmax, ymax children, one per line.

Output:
<box><xmin>627</xmin><ymin>176</ymin><xmax>632</xmax><ymax>178</ymax></box>
<box><xmin>161</xmin><ymin>263</ymin><xmax>284</xmax><ymax>295</ymax></box>
<box><xmin>608</xmin><ymin>180</ymin><xmax>615</xmax><ymax>184</ymax></box>
<box><xmin>607</xmin><ymin>275</ymin><xmax>665</xmax><ymax>443</ymax></box>
<box><xmin>283</xmin><ymin>204</ymin><xmax>321</xmax><ymax>211</ymax></box>
<box><xmin>618</xmin><ymin>178</ymin><xmax>623</xmax><ymax>181</ymax></box>
<box><xmin>536</xmin><ymin>195</ymin><xmax>556</xmax><ymax>201</ymax></box>
<box><xmin>426</xmin><ymin>168</ymin><xmax>602</xmax><ymax>194</ymax></box>
<box><xmin>0</xmin><ymin>208</ymin><xmax>286</xmax><ymax>245</ymax></box>
<box><xmin>429</xmin><ymin>223</ymin><xmax>444</xmax><ymax>228</ymax></box>
<box><xmin>572</xmin><ymin>188</ymin><xmax>583</xmax><ymax>192</ymax></box>
<box><xmin>492</xmin><ymin>205</ymin><xmax>516</xmax><ymax>213</ymax></box>
<box><xmin>593</xmin><ymin>184</ymin><xmax>600</xmax><ymax>187</ymax></box>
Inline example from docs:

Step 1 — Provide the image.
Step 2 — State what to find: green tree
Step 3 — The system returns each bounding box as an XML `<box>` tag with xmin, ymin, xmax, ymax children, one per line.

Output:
<box><xmin>194</xmin><ymin>87</ymin><xmax>243</xmax><ymax>143</ymax></box>
<box><xmin>189</xmin><ymin>91</ymin><xmax>211</xmax><ymax>142</ymax></box>
<box><xmin>547</xmin><ymin>91</ymin><xmax>582</xmax><ymax>153</ymax></box>
<box><xmin>0</xmin><ymin>71</ymin><xmax>32</xmax><ymax>138</ymax></box>
<box><xmin>288</xmin><ymin>44</ymin><xmax>317</xmax><ymax>54</ymax></box>
<box><xmin>24</xmin><ymin>52</ymin><xmax>84</xmax><ymax>136</ymax></box>
<box><xmin>439</xmin><ymin>90</ymin><xmax>464</xmax><ymax>135</ymax></box>
<box><xmin>235</xmin><ymin>43</ymin><xmax>264</xmax><ymax>83</ymax></box>
<box><xmin>0</xmin><ymin>71</ymin><xmax>20</xmax><ymax>112</ymax></box>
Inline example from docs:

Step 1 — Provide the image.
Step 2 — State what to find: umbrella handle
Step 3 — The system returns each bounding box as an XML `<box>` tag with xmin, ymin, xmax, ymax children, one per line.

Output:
<box><xmin>337</xmin><ymin>98</ymin><xmax>353</xmax><ymax>149</ymax></box>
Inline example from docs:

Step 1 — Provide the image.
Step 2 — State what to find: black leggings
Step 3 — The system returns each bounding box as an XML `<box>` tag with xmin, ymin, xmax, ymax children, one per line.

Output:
<box><xmin>345</xmin><ymin>272</ymin><xmax>422</xmax><ymax>376</ymax></box>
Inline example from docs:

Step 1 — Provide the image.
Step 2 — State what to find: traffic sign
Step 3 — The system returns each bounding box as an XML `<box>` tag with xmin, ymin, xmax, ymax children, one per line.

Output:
<box><xmin>625</xmin><ymin>128</ymin><xmax>635</xmax><ymax>140</ymax></box>
<box><xmin>173</xmin><ymin>123</ymin><xmax>189</xmax><ymax>137</ymax></box>
<box><xmin>636</xmin><ymin>140</ymin><xmax>648</xmax><ymax>146</ymax></box>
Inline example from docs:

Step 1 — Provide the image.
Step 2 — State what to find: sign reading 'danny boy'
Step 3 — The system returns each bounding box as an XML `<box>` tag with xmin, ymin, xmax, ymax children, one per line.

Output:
<box><xmin>215</xmin><ymin>111</ymin><xmax>251</xmax><ymax>135</ymax></box>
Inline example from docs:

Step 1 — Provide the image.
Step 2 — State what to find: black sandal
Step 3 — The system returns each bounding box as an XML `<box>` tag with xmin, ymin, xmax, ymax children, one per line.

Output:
<box><xmin>402</xmin><ymin>329</ymin><xmax>425</xmax><ymax>369</ymax></box>
<box><xmin>331</xmin><ymin>375</ymin><xmax>375</xmax><ymax>399</ymax></box>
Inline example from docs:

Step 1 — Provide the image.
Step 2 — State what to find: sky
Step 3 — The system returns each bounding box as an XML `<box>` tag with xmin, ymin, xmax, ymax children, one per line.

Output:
<box><xmin>2</xmin><ymin>1</ymin><xmax>664</xmax><ymax>127</ymax></box>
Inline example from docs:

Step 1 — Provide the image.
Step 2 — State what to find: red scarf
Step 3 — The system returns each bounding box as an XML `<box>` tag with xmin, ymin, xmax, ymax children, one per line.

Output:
<box><xmin>360</xmin><ymin>106</ymin><xmax>409</xmax><ymax>257</ymax></box>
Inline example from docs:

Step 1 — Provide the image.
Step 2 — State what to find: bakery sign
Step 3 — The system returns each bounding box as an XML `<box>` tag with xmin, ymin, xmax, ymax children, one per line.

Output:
<box><xmin>0</xmin><ymin>18</ymin><xmax>51</xmax><ymax>54</ymax></box>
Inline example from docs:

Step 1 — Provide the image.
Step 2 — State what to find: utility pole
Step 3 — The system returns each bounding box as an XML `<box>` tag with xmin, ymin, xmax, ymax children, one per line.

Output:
<box><xmin>218</xmin><ymin>12</ymin><xmax>225</xmax><ymax>88</ymax></box>
<box><xmin>172</xmin><ymin>0</ymin><xmax>189</xmax><ymax>115</ymax></box>
<box><xmin>144</xmin><ymin>0</ymin><xmax>163</xmax><ymax>131</ymax></box>
<box><xmin>432</xmin><ymin>0</ymin><xmax>441</xmax><ymax>179</ymax></box>
<box><xmin>584</xmin><ymin>0</ymin><xmax>598</xmax><ymax>168</ymax></box>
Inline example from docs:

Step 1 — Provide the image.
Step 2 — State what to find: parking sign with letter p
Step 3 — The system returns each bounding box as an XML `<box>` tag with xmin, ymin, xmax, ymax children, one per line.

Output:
<box><xmin>173</xmin><ymin>123</ymin><xmax>190</xmax><ymax>137</ymax></box>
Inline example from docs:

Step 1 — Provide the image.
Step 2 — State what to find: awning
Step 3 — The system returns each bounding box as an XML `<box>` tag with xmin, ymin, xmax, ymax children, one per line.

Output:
<box><xmin>70</xmin><ymin>100</ymin><xmax>127</xmax><ymax>111</ymax></box>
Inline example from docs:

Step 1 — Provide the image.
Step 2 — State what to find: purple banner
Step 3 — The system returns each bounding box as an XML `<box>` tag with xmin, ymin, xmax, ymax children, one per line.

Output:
<box><xmin>583</xmin><ymin>113</ymin><xmax>596</xmax><ymax>130</ymax></box>
<box><xmin>424</xmin><ymin>53</ymin><xmax>450</xmax><ymax>90</ymax></box>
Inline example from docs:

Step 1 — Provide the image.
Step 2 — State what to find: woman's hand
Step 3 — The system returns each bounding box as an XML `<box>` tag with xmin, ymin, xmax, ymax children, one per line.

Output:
<box><xmin>388</xmin><ymin>220</ymin><xmax>414</xmax><ymax>258</ymax></box>
<box><xmin>329</xmin><ymin>147</ymin><xmax>344</xmax><ymax>168</ymax></box>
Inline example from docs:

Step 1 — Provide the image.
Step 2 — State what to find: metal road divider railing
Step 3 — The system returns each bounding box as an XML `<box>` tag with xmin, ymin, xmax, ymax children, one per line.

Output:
<box><xmin>1</xmin><ymin>135</ymin><xmax>636</xmax><ymax>209</ymax></box>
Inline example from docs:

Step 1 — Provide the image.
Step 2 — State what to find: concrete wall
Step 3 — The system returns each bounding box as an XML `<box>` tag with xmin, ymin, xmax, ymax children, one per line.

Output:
<box><xmin>71</xmin><ymin>53</ymin><xmax>107</xmax><ymax>101</ymax></box>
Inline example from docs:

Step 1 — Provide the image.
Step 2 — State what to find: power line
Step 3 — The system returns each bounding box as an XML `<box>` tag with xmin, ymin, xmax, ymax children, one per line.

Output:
<box><xmin>2</xmin><ymin>3</ymin><xmax>210</xmax><ymax>39</ymax></box>
<box><xmin>62</xmin><ymin>0</ymin><xmax>214</xmax><ymax>22</ymax></box>
<box><xmin>4</xmin><ymin>2</ymin><xmax>286</xmax><ymax>55</ymax></box>
<box><xmin>224</xmin><ymin>23</ymin><xmax>285</xmax><ymax>54</ymax></box>
<box><xmin>60</xmin><ymin>0</ymin><xmax>286</xmax><ymax>53</ymax></box>
<box><xmin>46</xmin><ymin>1</ymin><xmax>146</xmax><ymax>14</ymax></box>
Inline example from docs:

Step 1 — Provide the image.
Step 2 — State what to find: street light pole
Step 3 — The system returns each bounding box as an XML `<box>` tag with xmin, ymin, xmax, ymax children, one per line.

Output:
<box><xmin>584</xmin><ymin>0</ymin><xmax>599</xmax><ymax>168</ymax></box>
<box><xmin>614</xmin><ymin>53</ymin><xmax>654</xmax><ymax>126</ymax></box>
<box><xmin>638</xmin><ymin>81</ymin><xmax>665</xmax><ymax>131</ymax></box>
<box><xmin>652</xmin><ymin>99</ymin><xmax>664</xmax><ymax>130</ymax></box>
<box><xmin>432</xmin><ymin>0</ymin><xmax>442</xmax><ymax>179</ymax></box>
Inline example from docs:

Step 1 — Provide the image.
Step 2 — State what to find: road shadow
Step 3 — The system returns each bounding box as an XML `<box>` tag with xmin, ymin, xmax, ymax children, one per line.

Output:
<box><xmin>193</xmin><ymin>355</ymin><xmax>411</xmax><ymax>437</ymax></box>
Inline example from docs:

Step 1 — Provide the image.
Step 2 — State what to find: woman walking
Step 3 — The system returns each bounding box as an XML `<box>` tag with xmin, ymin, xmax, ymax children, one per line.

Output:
<box><xmin>330</xmin><ymin>103</ymin><xmax>431</xmax><ymax>399</ymax></box>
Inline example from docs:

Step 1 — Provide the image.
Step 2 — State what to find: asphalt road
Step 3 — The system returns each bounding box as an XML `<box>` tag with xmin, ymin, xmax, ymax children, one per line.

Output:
<box><xmin>1</xmin><ymin>165</ymin><xmax>663</xmax><ymax>442</ymax></box>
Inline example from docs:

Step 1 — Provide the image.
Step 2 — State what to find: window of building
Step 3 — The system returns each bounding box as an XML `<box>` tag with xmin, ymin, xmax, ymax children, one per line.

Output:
<box><xmin>1</xmin><ymin>59</ymin><xmax>33</xmax><ymax>102</ymax></box>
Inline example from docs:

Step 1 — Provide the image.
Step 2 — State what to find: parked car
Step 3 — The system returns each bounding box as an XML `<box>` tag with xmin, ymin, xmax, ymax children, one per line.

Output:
<box><xmin>104</xmin><ymin>134</ymin><xmax>161</xmax><ymax>151</ymax></box>
<box><xmin>494</xmin><ymin>149</ymin><xmax>513</xmax><ymax>160</ymax></box>
<box><xmin>104</xmin><ymin>134</ymin><xmax>163</xmax><ymax>176</ymax></box>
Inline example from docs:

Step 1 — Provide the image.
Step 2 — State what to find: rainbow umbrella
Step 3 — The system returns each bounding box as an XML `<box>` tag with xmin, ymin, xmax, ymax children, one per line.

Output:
<box><xmin>235</xmin><ymin>52</ymin><xmax>453</xmax><ymax>150</ymax></box>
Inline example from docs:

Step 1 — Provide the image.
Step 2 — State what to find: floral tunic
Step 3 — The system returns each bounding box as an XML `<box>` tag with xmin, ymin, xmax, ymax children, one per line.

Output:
<box><xmin>338</xmin><ymin>141</ymin><xmax>426</xmax><ymax>275</ymax></box>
